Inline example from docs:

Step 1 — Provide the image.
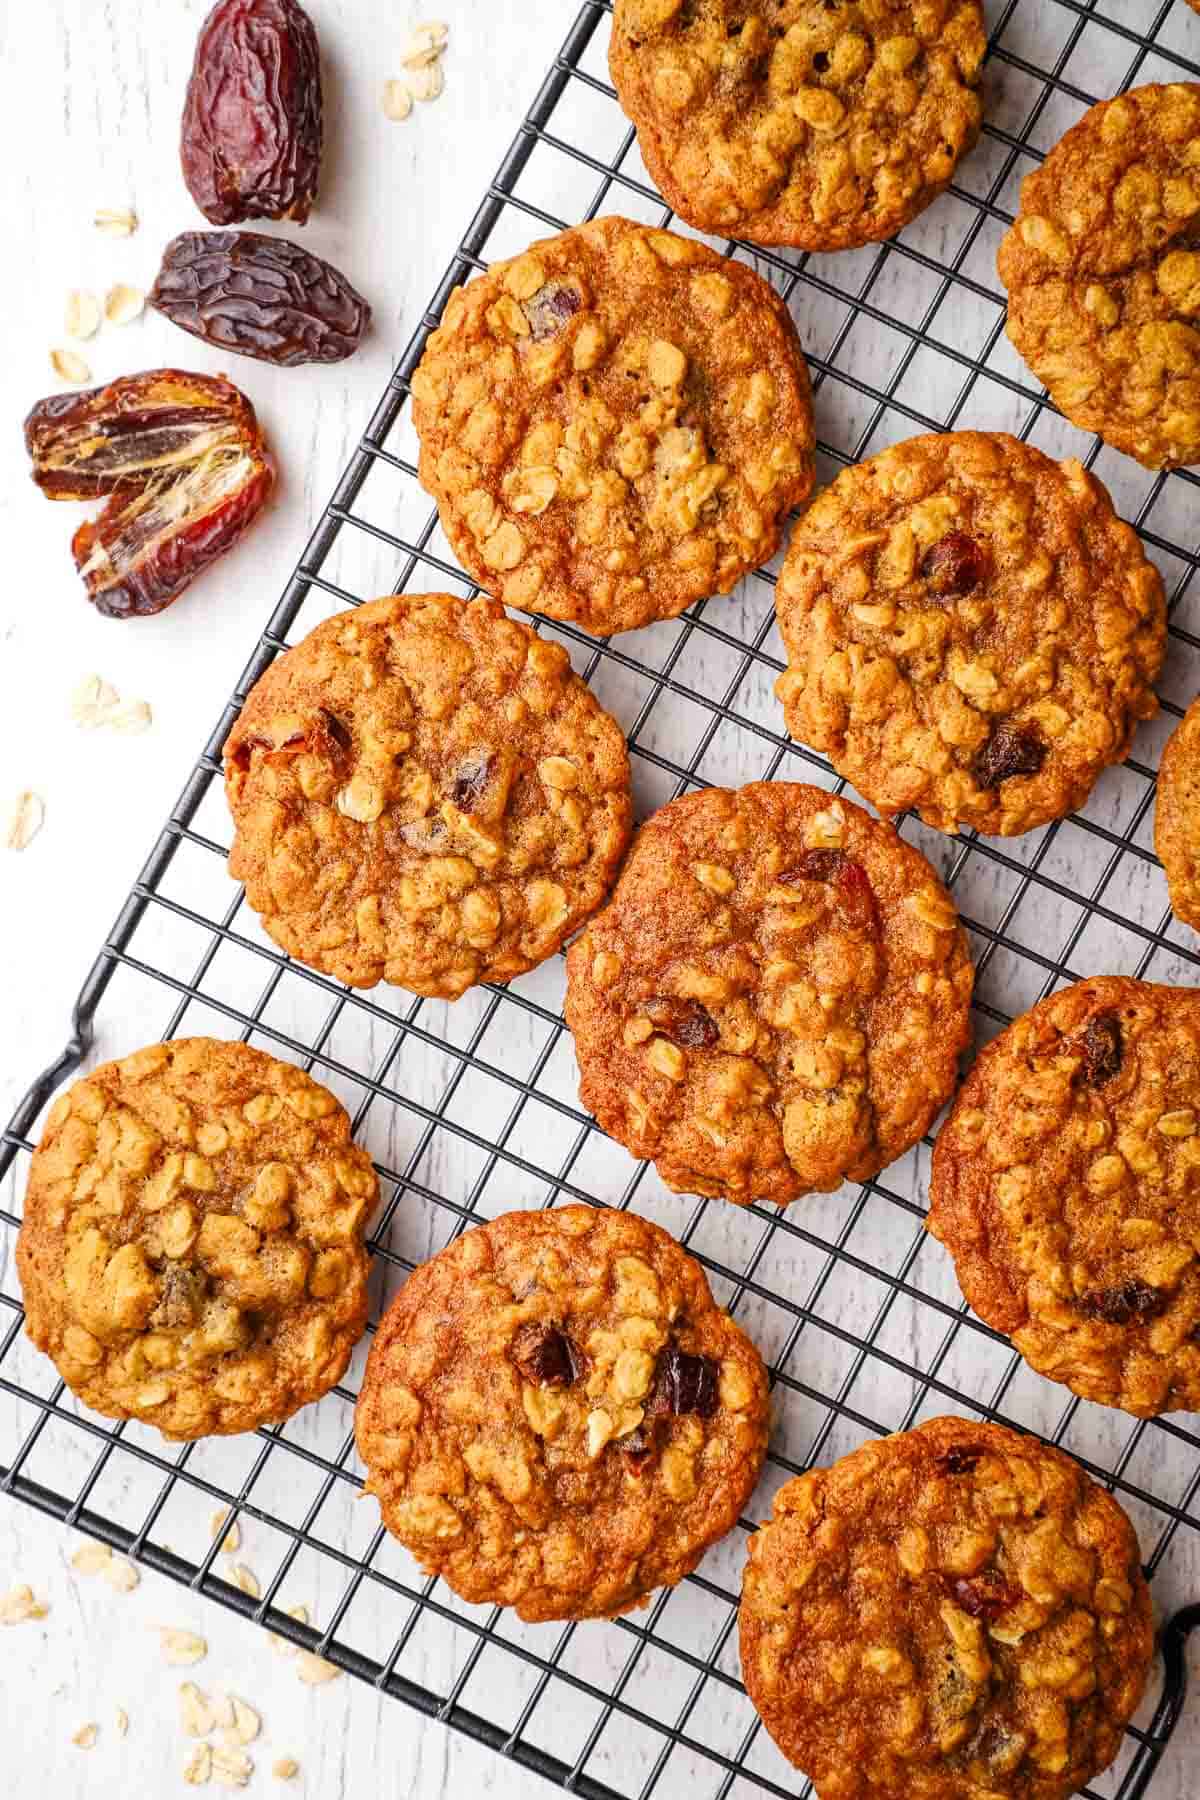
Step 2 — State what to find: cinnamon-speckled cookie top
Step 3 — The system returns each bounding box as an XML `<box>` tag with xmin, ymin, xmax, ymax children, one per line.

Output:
<box><xmin>225</xmin><ymin>592</ymin><xmax>632</xmax><ymax>998</ymax></box>
<box><xmin>998</xmin><ymin>82</ymin><xmax>1200</xmax><ymax>470</ymax></box>
<box><xmin>1155</xmin><ymin>694</ymin><xmax>1200</xmax><ymax>931</ymax></box>
<box><xmin>610</xmin><ymin>0</ymin><xmax>985</xmax><ymax>251</ymax></box>
<box><xmin>930</xmin><ymin>977</ymin><xmax>1200</xmax><ymax>1417</ymax></box>
<box><xmin>739</xmin><ymin>1417</ymin><xmax>1153</xmax><ymax>1800</ymax></box>
<box><xmin>565</xmin><ymin>782</ymin><xmax>974</xmax><ymax>1206</ymax></box>
<box><xmin>410</xmin><ymin>216</ymin><xmax>814</xmax><ymax>635</ymax></box>
<box><xmin>17</xmin><ymin>1038</ymin><xmax>376</xmax><ymax>1440</ymax></box>
<box><xmin>355</xmin><ymin>1205</ymin><xmax>769</xmax><ymax>1621</ymax></box>
<box><xmin>774</xmin><ymin>432</ymin><xmax>1165</xmax><ymax>837</ymax></box>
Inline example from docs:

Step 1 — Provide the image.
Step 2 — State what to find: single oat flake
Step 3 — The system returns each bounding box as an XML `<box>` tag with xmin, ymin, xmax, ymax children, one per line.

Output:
<box><xmin>382</xmin><ymin>79</ymin><xmax>413</xmax><ymax>121</ymax></box>
<box><xmin>95</xmin><ymin>206</ymin><xmax>137</xmax><ymax>237</ymax></box>
<box><xmin>65</xmin><ymin>288</ymin><xmax>102</xmax><ymax>340</ymax></box>
<box><xmin>183</xmin><ymin>1742</ymin><xmax>212</xmax><ymax>1787</ymax></box>
<box><xmin>180</xmin><ymin>1681</ymin><xmax>216</xmax><ymax>1738</ymax></box>
<box><xmin>70</xmin><ymin>674</ymin><xmax>152</xmax><ymax>734</ymax></box>
<box><xmin>105</xmin><ymin>283</ymin><xmax>146</xmax><ymax>326</ymax></box>
<box><xmin>115</xmin><ymin>1707</ymin><xmax>129</xmax><ymax>1737</ymax></box>
<box><xmin>273</xmin><ymin>1759</ymin><xmax>300</xmax><ymax>1781</ymax></box>
<box><xmin>221</xmin><ymin>1696</ymin><xmax>261</xmax><ymax>1748</ymax></box>
<box><xmin>70</xmin><ymin>1540</ymin><xmax>113</xmax><ymax>1575</ymax></box>
<box><xmin>210</xmin><ymin>1509</ymin><xmax>241</xmax><ymax>1553</ymax></box>
<box><xmin>72</xmin><ymin>1723</ymin><xmax>98</xmax><ymax>1749</ymax></box>
<box><xmin>4</xmin><ymin>792</ymin><xmax>45</xmax><ymax>853</ymax></box>
<box><xmin>104</xmin><ymin>1556</ymin><xmax>140</xmax><ymax>1594</ymax></box>
<box><xmin>295</xmin><ymin>1648</ymin><xmax>340</xmax><ymax>1686</ymax></box>
<box><xmin>211</xmin><ymin>1744</ymin><xmax>254</xmax><ymax>1789</ymax></box>
<box><xmin>157</xmin><ymin>1625</ymin><xmax>208</xmax><ymax>1666</ymax></box>
<box><xmin>50</xmin><ymin>347</ymin><xmax>91</xmax><ymax>385</ymax></box>
<box><xmin>405</xmin><ymin>58</ymin><xmax>444</xmax><ymax>103</ymax></box>
<box><xmin>0</xmin><ymin>1584</ymin><xmax>49</xmax><ymax>1624</ymax></box>
<box><xmin>229</xmin><ymin>1563</ymin><xmax>261</xmax><ymax>1599</ymax></box>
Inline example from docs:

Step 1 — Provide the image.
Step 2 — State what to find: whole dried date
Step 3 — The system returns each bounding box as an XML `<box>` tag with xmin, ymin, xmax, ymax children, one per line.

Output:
<box><xmin>24</xmin><ymin>370</ymin><xmax>274</xmax><ymax>619</ymax></box>
<box><xmin>150</xmin><ymin>232</ymin><xmax>370</xmax><ymax>367</ymax></box>
<box><xmin>181</xmin><ymin>0</ymin><xmax>322</xmax><ymax>227</ymax></box>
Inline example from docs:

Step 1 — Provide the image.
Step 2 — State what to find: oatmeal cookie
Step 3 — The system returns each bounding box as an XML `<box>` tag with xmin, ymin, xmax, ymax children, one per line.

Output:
<box><xmin>998</xmin><ymin>82</ymin><xmax>1200</xmax><ymax>470</ymax></box>
<box><xmin>609</xmin><ymin>1</ymin><xmax>986</xmax><ymax>252</ymax></box>
<box><xmin>930</xmin><ymin>977</ymin><xmax>1200</xmax><ymax>1417</ymax></box>
<box><xmin>225</xmin><ymin>593</ymin><xmax>632</xmax><ymax>997</ymax></box>
<box><xmin>1154</xmin><ymin>694</ymin><xmax>1200</xmax><ymax>930</ymax></box>
<box><xmin>355</xmin><ymin>1205</ymin><xmax>768</xmax><ymax>1621</ymax></box>
<box><xmin>739</xmin><ymin>1416</ymin><xmax>1153</xmax><ymax>1800</ymax></box>
<box><xmin>17</xmin><ymin>1038</ymin><xmax>376</xmax><ymax>1440</ymax></box>
<box><xmin>775</xmin><ymin>432</ymin><xmax>1165</xmax><ymax>837</ymax></box>
<box><xmin>564</xmin><ymin>782</ymin><xmax>974</xmax><ymax>1206</ymax></box>
<box><xmin>409</xmin><ymin>216</ymin><xmax>814</xmax><ymax>635</ymax></box>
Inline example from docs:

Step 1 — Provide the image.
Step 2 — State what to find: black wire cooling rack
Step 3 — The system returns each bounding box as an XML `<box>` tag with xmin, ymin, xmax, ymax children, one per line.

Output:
<box><xmin>5</xmin><ymin>2</ymin><xmax>1200</xmax><ymax>1795</ymax></box>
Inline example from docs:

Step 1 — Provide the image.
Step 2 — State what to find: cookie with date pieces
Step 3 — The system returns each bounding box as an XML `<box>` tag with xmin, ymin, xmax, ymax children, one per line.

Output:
<box><xmin>16</xmin><ymin>1039</ymin><xmax>376</xmax><ymax>1441</ymax></box>
<box><xmin>409</xmin><ymin>215</ymin><xmax>815</xmax><ymax>636</ymax></box>
<box><xmin>609</xmin><ymin>1</ymin><xmax>986</xmax><ymax>252</ymax></box>
<box><xmin>1154</xmin><ymin>694</ymin><xmax>1200</xmax><ymax>931</ymax></box>
<box><xmin>355</xmin><ymin>1204</ymin><xmax>768</xmax><ymax>1621</ymax></box>
<box><xmin>564</xmin><ymin>782</ymin><xmax>974</xmax><ymax>1206</ymax></box>
<box><xmin>998</xmin><ymin>82</ymin><xmax>1200</xmax><ymax>470</ymax></box>
<box><xmin>739</xmin><ymin>1416</ymin><xmax>1153</xmax><ymax>1800</ymax></box>
<box><xmin>774</xmin><ymin>432</ymin><xmax>1165</xmax><ymax>837</ymax></box>
<box><xmin>929</xmin><ymin>976</ymin><xmax>1200</xmax><ymax>1417</ymax></box>
<box><xmin>225</xmin><ymin>593</ymin><xmax>633</xmax><ymax>998</ymax></box>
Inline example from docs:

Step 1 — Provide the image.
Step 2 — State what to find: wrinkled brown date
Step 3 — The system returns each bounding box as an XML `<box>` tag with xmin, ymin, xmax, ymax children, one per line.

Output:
<box><xmin>1073</xmin><ymin>1012</ymin><xmax>1123</xmax><ymax>1088</ymax></box>
<box><xmin>24</xmin><ymin>369</ymin><xmax>274</xmax><ymax>619</ymax></box>
<box><xmin>972</xmin><ymin>723</ymin><xmax>1046</xmax><ymax>790</ymax></box>
<box><xmin>150</xmin><ymin>232</ymin><xmax>370</xmax><ymax>367</ymax></box>
<box><xmin>1077</xmin><ymin>1280</ymin><xmax>1167</xmax><ymax>1326</ymax></box>
<box><xmin>920</xmin><ymin>531</ymin><xmax>988</xmax><ymax>598</ymax></box>
<box><xmin>181</xmin><ymin>0</ymin><xmax>322</xmax><ymax>227</ymax></box>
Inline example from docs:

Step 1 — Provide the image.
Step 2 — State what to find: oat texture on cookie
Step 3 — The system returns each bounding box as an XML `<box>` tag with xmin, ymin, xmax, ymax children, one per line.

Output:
<box><xmin>409</xmin><ymin>216</ymin><xmax>815</xmax><ymax>635</ymax></box>
<box><xmin>225</xmin><ymin>593</ymin><xmax>632</xmax><ymax>997</ymax></box>
<box><xmin>739</xmin><ymin>1417</ymin><xmax>1153</xmax><ymax>1800</ymax></box>
<box><xmin>929</xmin><ymin>977</ymin><xmax>1200</xmax><ymax>1417</ymax></box>
<box><xmin>1155</xmin><ymin>693</ymin><xmax>1200</xmax><ymax>930</ymax></box>
<box><xmin>999</xmin><ymin>82</ymin><xmax>1200</xmax><ymax>470</ymax></box>
<box><xmin>355</xmin><ymin>1205</ymin><xmax>769</xmax><ymax>1621</ymax></box>
<box><xmin>610</xmin><ymin>1</ymin><xmax>985</xmax><ymax>251</ymax></box>
<box><xmin>16</xmin><ymin>1039</ymin><xmax>376</xmax><ymax>1439</ymax></box>
<box><xmin>564</xmin><ymin>782</ymin><xmax>974</xmax><ymax>1206</ymax></box>
<box><xmin>774</xmin><ymin>432</ymin><xmax>1165</xmax><ymax>837</ymax></box>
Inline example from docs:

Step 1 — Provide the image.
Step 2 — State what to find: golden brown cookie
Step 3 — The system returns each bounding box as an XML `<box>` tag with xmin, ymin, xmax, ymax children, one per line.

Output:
<box><xmin>409</xmin><ymin>216</ymin><xmax>814</xmax><ymax>635</ymax></box>
<box><xmin>17</xmin><ymin>1039</ymin><xmax>376</xmax><ymax>1440</ymax></box>
<box><xmin>1155</xmin><ymin>694</ymin><xmax>1200</xmax><ymax>929</ymax></box>
<box><xmin>564</xmin><ymin>782</ymin><xmax>974</xmax><ymax>1206</ymax></box>
<box><xmin>739</xmin><ymin>1416</ymin><xmax>1153</xmax><ymax>1800</ymax></box>
<box><xmin>930</xmin><ymin>977</ymin><xmax>1200</xmax><ymax>1417</ymax></box>
<box><xmin>609</xmin><ymin>1</ymin><xmax>985</xmax><ymax>251</ymax></box>
<box><xmin>774</xmin><ymin>432</ymin><xmax>1165</xmax><ymax>837</ymax></box>
<box><xmin>225</xmin><ymin>593</ymin><xmax>632</xmax><ymax>998</ymax></box>
<box><xmin>998</xmin><ymin>82</ymin><xmax>1200</xmax><ymax>470</ymax></box>
<box><xmin>355</xmin><ymin>1205</ymin><xmax>768</xmax><ymax>1621</ymax></box>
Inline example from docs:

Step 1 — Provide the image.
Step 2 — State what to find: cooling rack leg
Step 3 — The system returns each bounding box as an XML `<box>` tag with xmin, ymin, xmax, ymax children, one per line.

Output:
<box><xmin>1125</xmin><ymin>1604</ymin><xmax>1200</xmax><ymax>1799</ymax></box>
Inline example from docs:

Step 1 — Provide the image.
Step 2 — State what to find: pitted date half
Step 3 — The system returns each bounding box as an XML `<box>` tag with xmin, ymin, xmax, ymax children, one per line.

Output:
<box><xmin>150</xmin><ymin>232</ymin><xmax>370</xmax><ymax>367</ymax></box>
<box><xmin>24</xmin><ymin>369</ymin><xmax>274</xmax><ymax>619</ymax></box>
<box><xmin>182</xmin><ymin>0</ymin><xmax>322</xmax><ymax>227</ymax></box>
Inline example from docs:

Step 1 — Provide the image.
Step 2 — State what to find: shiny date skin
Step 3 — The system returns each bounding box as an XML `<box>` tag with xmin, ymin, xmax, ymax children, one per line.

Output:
<box><xmin>181</xmin><ymin>0</ymin><xmax>322</xmax><ymax>227</ymax></box>
<box><xmin>150</xmin><ymin>232</ymin><xmax>370</xmax><ymax>367</ymax></box>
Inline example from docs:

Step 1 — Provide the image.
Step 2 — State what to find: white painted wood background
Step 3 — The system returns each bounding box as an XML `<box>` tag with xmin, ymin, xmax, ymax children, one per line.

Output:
<box><xmin>2</xmin><ymin>2</ymin><xmax>1200</xmax><ymax>1797</ymax></box>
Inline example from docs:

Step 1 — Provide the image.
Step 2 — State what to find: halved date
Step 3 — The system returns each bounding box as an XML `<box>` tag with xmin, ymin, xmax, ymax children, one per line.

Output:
<box><xmin>24</xmin><ymin>369</ymin><xmax>274</xmax><ymax>618</ymax></box>
<box><xmin>182</xmin><ymin>0</ymin><xmax>322</xmax><ymax>227</ymax></box>
<box><xmin>150</xmin><ymin>232</ymin><xmax>370</xmax><ymax>367</ymax></box>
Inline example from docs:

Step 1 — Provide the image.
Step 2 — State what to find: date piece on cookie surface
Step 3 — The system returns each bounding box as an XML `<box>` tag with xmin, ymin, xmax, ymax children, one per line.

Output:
<box><xmin>775</xmin><ymin>432</ymin><xmax>1165</xmax><ymax>837</ymax></box>
<box><xmin>999</xmin><ymin>82</ymin><xmax>1200</xmax><ymax>470</ymax></box>
<box><xmin>739</xmin><ymin>1416</ymin><xmax>1153</xmax><ymax>1800</ymax></box>
<box><xmin>1155</xmin><ymin>693</ymin><xmax>1200</xmax><ymax>930</ymax></box>
<box><xmin>355</xmin><ymin>1205</ymin><xmax>769</xmax><ymax>1621</ymax></box>
<box><xmin>410</xmin><ymin>216</ymin><xmax>814</xmax><ymax>636</ymax></box>
<box><xmin>225</xmin><ymin>593</ymin><xmax>632</xmax><ymax>997</ymax></box>
<box><xmin>930</xmin><ymin>977</ymin><xmax>1200</xmax><ymax>1417</ymax></box>
<box><xmin>564</xmin><ymin>782</ymin><xmax>974</xmax><ymax>1206</ymax></box>
<box><xmin>17</xmin><ymin>1039</ymin><xmax>375</xmax><ymax>1440</ymax></box>
<box><xmin>610</xmin><ymin>2</ymin><xmax>985</xmax><ymax>252</ymax></box>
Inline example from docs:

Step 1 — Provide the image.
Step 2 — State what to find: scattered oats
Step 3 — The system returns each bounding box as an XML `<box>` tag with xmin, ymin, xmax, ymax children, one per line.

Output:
<box><xmin>50</xmin><ymin>347</ymin><xmax>91</xmax><ymax>384</ymax></box>
<box><xmin>405</xmin><ymin>58</ymin><xmax>444</xmax><ymax>102</ymax></box>
<box><xmin>180</xmin><ymin>1681</ymin><xmax>216</xmax><ymax>1738</ymax></box>
<box><xmin>3</xmin><ymin>793</ymin><xmax>45</xmax><ymax>852</ymax></box>
<box><xmin>104</xmin><ymin>1556</ymin><xmax>140</xmax><ymax>1594</ymax></box>
<box><xmin>268</xmin><ymin>1602</ymin><xmax>308</xmax><ymax>1657</ymax></box>
<box><xmin>295</xmin><ymin>1648</ymin><xmax>340</xmax><ymax>1686</ymax></box>
<box><xmin>0</xmin><ymin>1585</ymin><xmax>48</xmax><ymax>1625</ymax></box>
<box><xmin>157</xmin><ymin>1626</ymin><xmax>208</xmax><ymax>1666</ymax></box>
<box><xmin>104</xmin><ymin>283</ymin><xmax>145</xmax><ymax>326</ymax></box>
<box><xmin>183</xmin><ymin>1743</ymin><xmax>213</xmax><ymax>1787</ymax></box>
<box><xmin>95</xmin><ymin>206</ymin><xmax>137</xmax><ymax>237</ymax></box>
<box><xmin>273</xmin><ymin>1759</ymin><xmax>300</xmax><ymax>1782</ymax></box>
<box><xmin>65</xmin><ymin>288</ymin><xmax>102</xmax><ymax>340</ymax></box>
<box><xmin>71</xmin><ymin>1540</ymin><xmax>114</xmax><ymax>1575</ymax></box>
<box><xmin>382</xmin><ymin>79</ymin><xmax>413</xmax><ymax>121</ymax></box>
<box><xmin>71</xmin><ymin>674</ymin><xmax>119</xmax><ymax>726</ymax></box>
<box><xmin>211</xmin><ymin>1745</ymin><xmax>254</xmax><ymax>1790</ymax></box>
<box><xmin>210</xmin><ymin>1691</ymin><xmax>236</xmax><ymax>1731</ymax></box>
<box><xmin>210</xmin><ymin>1509</ymin><xmax>241</xmax><ymax>1554</ymax></box>
<box><xmin>115</xmin><ymin>1707</ymin><xmax>129</xmax><ymax>1737</ymax></box>
<box><xmin>72</xmin><ymin>1723</ymin><xmax>98</xmax><ymax>1749</ymax></box>
<box><xmin>221</xmin><ymin>1696</ymin><xmax>261</xmax><ymax>1748</ymax></box>
<box><xmin>230</xmin><ymin>1563</ymin><xmax>261</xmax><ymax>1600</ymax></box>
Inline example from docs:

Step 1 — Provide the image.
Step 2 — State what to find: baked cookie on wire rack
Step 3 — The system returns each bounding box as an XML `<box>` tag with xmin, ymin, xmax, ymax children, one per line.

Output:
<box><xmin>1155</xmin><ymin>692</ymin><xmax>1200</xmax><ymax>930</ymax></box>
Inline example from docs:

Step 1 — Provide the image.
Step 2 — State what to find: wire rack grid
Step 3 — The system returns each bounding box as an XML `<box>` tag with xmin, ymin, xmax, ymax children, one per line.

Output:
<box><xmin>4</xmin><ymin>2</ymin><xmax>1200</xmax><ymax>1796</ymax></box>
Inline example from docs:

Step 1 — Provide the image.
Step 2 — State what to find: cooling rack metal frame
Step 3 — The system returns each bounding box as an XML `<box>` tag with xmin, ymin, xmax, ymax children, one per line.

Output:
<box><xmin>4</xmin><ymin>3</ymin><xmax>1200</xmax><ymax>1795</ymax></box>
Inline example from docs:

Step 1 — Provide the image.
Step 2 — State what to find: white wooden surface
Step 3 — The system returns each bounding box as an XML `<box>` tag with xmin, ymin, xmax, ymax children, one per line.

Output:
<box><xmin>2</xmin><ymin>2</ymin><xmax>1200</xmax><ymax>1797</ymax></box>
